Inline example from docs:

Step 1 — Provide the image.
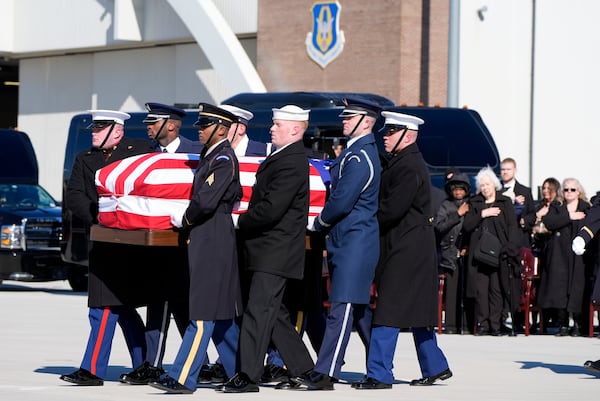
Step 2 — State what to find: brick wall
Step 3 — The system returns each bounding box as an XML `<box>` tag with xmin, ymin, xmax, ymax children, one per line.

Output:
<box><xmin>257</xmin><ymin>0</ymin><xmax>448</xmax><ymax>106</ymax></box>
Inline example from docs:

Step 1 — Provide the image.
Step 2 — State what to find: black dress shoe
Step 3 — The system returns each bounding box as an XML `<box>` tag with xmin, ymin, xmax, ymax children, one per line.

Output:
<box><xmin>149</xmin><ymin>375</ymin><xmax>194</xmax><ymax>394</ymax></box>
<box><xmin>290</xmin><ymin>370</ymin><xmax>334</xmax><ymax>390</ymax></box>
<box><xmin>221</xmin><ymin>372</ymin><xmax>259</xmax><ymax>393</ymax></box>
<box><xmin>274</xmin><ymin>378</ymin><xmax>301</xmax><ymax>389</ymax></box>
<box><xmin>474</xmin><ymin>327</ymin><xmax>489</xmax><ymax>336</ymax></box>
<box><xmin>351</xmin><ymin>377</ymin><xmax>392</xmax><ymax>389</ymax></box>
<box><xmin>555</xmin><ymin>326</ymin><xmax>569</xmax><ymax>337</ymax></box>
<box><xmin>584</xmin><ymin>359</ymin><xmax>600</xmax><ymax>373</ymax></box>
<box><xmin>260</xmin><ymin>364</ymin><xmax>289</xmax><ymax>383</ymax></box>
<box><xmin>444</xmin><ymin>327</ymin><xmax>458</xmax><ymax>335</ymax></box>
<box><xmin>197</xmin><ymin>364</ymin><xmax>213</xmax><ymax>384</ymax></box>
<box><xmin>119</xmin><ymin>362</ymin><xmax>164</xmax><ymax>385</ymax></box>
<box><xmin>210</xmin><ymin>363</ymin><xmax>228</xmax><ymax>384</ymax></box>
<box><xmin>59</xmin><ymin>368</ymin><xmax>103</xmax><ymax>386</ymax></box>
<box><xmin>410</xmin><ymin>368</ymin><xmax>453</xmax><ymax>386</ymax></box>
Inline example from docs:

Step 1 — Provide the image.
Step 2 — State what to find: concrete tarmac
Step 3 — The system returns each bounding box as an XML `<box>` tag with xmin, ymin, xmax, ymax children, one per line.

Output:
<box><xmin>1</xmin><ymin>280</ymin><xmax>598</xmax><ymax>401</ymax></box>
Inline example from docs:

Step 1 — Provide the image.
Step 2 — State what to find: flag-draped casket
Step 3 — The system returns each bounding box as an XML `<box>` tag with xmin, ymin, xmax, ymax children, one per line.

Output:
<box><xmin>95</xmin><ymin>153</ymin><xmax>330</xmax><ymax>230</ymax></box>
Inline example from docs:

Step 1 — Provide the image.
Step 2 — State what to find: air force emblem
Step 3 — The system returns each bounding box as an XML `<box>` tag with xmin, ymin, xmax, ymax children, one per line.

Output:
<box><xmin>306</xmin><ymin>1</ymin><xmax>345</xmax><ymax>69</ymax></box>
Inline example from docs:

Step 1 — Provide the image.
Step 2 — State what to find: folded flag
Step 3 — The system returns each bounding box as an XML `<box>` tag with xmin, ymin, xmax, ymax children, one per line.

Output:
<box><xmin>96</xmin><ymin>153</ymin><xmax>330</xmax><ymax>230</ymax></box>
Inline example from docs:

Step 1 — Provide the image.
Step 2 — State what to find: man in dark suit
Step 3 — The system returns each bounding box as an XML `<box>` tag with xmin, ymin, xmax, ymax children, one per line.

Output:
<box><xmin>60</xmin><ymin>110</ymin><xmax>154</xmax><ymax>386</ymax></box>
<box><xmin>352</xmin><ymin>111</ymin><xmax>452</xmax><ymax>390</ymax></box>
<box><xmin>500</xmin><ymin>157</ymin><xmax>536</xmax><ymax>333</ymax></box>
<box><xmin>119</xmin><ymin>102</ymin><xmax>202</xmax><ymax>385</ymax></box>
<box><xmin>290</xmin><ymin>99</ymin><xmax>381</xmax><ymax>390</ymax></box>
<box><xmin>220</xmin><ymin>105</ymin><xmax>315</xmax><ymax>393</ymax></box>
<box><xmin>500</xmin><ymin>157</ymin><xmax>535</xmax><ymax>248</ymax></box>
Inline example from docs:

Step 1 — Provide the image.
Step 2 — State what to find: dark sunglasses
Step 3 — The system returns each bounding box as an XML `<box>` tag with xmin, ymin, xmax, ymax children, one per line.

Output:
<box><xmin>563</xmin><ymin>188</ymin><xmax>577</xmax><ymax>192</ymax></box>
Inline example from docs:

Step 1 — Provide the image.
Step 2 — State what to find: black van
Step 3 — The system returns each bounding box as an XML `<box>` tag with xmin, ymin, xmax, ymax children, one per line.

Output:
<box><xmin>0</xmin><ymin>130</ymin><xmax>86</xmax><ymax>290</ymax></box>
<box><xmin>221</xmin><ymin>92</ymin><xmax>500</xmax><ymax>188</ymax></box>
<box><xmin>61</xmin><ymin>92</ymin><xmax>500</xmax><ymax>268</ymax></box>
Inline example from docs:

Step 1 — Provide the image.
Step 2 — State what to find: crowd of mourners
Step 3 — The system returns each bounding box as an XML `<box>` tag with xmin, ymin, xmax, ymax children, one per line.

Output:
<box><xmin>435</xmin><ymin>158</ymin><xmax>600</xmax><ymax>337</ymax></box>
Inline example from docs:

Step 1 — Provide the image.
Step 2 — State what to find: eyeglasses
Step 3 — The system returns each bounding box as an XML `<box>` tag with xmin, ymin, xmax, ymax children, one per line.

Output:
<box><xmin>563</xmin><ymin>188</ymin><xmax>578</xmax><ymax>192</ymax></box>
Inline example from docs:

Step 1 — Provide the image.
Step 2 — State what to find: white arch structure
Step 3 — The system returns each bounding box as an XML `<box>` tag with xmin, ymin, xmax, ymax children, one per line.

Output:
<box><xmin>165</xmin><ymin>0</ymin><xmax>266</xmax><ymax>93</ymax></box>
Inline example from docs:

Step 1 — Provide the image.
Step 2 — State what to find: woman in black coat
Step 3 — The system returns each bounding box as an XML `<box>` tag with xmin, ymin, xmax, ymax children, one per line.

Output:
<box><xmin>462</xmin><ymin>167</ymin><xmax>519</xmax><ymax>336</ymax></box>
<box><xmin>524</xmin><ymin>178</ymin><xmax>590</xmax><ymax>335</ymax></box>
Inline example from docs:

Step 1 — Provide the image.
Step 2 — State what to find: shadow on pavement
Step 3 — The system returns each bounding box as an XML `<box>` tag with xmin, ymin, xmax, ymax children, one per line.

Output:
<box><xmin>35</xmin><ymin>365</ymin><xmax>131</xmax><ymax>381</ymax></box>
<box><xmin>517</xmin><ymin>360</ymin><xmax>599</xmax><ymax>377</ymax></box>
<box><xmin>0</xmin><ymin>281</ymin><xmax>85</xmax><ymax>296</ymax></box>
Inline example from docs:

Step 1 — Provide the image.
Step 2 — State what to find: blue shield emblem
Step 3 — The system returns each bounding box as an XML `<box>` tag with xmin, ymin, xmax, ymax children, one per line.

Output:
<box><xmin>306</xmin><ymin>1</ymin><xmax>345</xmax><ymax>68</ymax></box>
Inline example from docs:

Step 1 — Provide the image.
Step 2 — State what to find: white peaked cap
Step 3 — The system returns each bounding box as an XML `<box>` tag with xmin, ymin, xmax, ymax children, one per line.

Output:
<box><xmin>272</xmin><ymin>105</ymin><xmax>310</xmax><ymax>121</ymax></box>
<box><xmin>219</xmin><ymin>104</ymin><xmax>254</xmax><ymax>124</ymax></box>
<box><xmin>88</xmin><ymin>109</ymin><xmax>131</xmax><ymax>125</ymax></box>
<box><xmin>381</xmin><ymin>111</ymin><xmax>424</xmax><ymax>130</ymax></box>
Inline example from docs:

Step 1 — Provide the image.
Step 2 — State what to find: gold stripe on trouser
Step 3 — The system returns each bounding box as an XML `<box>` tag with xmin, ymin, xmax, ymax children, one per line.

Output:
<box><xmin>178</xmin><ymin>320</ymin><xmax>204</xmax><ymax>384</ymax></box>
<box><xmin>295</xmin><ymin>311</ymin><xmax>304</xmax><ymax>333</ymax></box>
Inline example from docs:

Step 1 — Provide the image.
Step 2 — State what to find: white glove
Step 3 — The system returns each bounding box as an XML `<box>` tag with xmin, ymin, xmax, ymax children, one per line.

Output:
<box><xmin>171</xmin><ymin>213</ymin><xmax>183</xmax><ymax>228</ymax></box>
<box><xmin>572</xmin><ymin>236</ymin><xmax>586</xmax><ymax>255</ymax></box>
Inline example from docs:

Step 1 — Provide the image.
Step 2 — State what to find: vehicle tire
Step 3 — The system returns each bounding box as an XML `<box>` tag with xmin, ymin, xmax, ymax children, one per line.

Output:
<box><xmin>68</xmin><ymin>271</ymin><xmax>88</xmax><ymax>292</ymax></box>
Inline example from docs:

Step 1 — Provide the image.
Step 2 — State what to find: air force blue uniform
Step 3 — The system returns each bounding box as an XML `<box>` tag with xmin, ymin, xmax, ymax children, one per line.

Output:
<box><xmin>312</xmin><ymin>133</ymin><xmax>381</xmax><ymax>379</ymax></box>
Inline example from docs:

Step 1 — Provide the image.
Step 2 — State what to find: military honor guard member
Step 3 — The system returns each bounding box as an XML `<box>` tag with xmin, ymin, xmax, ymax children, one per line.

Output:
<box><xmin>149</xmin><ymin>103</ymin><xmax>243</xmax><ymax>394</ymax></box>
<box><xmin>220</xmin><ymin>103</ymin><xmax>271</xmax><ymax>156</ymax></box>
<box><xmin>352</xmin><ymin>111</ymin><xmax>452</xmax><ymax>390</ymax></box>
<box><xmin>219</xmin><ymin>105</ymin><xmax>315</xmax><ymax>393</ymax></box>
<box><xmin>60</xmin><ymin>110</ymin><xmax>154</xmax><ymax>386</ymax></box>
<box><xmin>144</xmin><ymin>102</ymin><xmax>203</xmax><ymax>154</ymax></box>
<box><xmin>290</xmin><ymin>99</ymin><xmax>382</xmax><ymax>390</ymax></box>
<box><xmin>119</xmin><ymin>102</ymin><xmax>201</xmax><ymax>385</ymax></box>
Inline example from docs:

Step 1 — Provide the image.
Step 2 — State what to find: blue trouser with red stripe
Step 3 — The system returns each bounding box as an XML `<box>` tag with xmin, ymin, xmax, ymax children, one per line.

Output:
<box><xmin>167</xmin><ymin>319</ymin><xmax>239</xmax><ymax>391</ymax></box>
<box><xmin>80</xmin><ymin>306</ymin><xmax>145</xmax><ymax>378</ymax></box>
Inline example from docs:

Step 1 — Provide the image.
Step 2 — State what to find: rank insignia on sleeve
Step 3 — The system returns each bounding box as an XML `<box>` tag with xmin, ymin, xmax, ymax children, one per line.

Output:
<box><xmin>205</xmin><ymin>172</ymin><xmax>215</xmax><ymax>186</ymax></box>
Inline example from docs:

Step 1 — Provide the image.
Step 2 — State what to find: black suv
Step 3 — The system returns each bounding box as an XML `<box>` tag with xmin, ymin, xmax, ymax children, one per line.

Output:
<box><xmin>0</xmin><ymin>130</ymin><xmax>86</xmax><ymax>290</ymax></box>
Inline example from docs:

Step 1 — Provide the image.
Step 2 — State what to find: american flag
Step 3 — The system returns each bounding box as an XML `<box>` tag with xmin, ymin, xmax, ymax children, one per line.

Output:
<box><xmin>96</xmin><ymin>153</ymin><xmax>329</xmax><ymax>230</ymax></box>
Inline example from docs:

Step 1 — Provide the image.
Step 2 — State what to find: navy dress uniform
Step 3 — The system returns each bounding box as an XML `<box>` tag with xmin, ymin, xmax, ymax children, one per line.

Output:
<box><xmin>150</xmin><ymin>103</ymin><xmax>243</xmax><ymax>394</ymax></box>
<box><xmin>60</xmin><ymin>110</ymin><xmax>154</xmax><ymax>386</ymax></box>
<box><xmin>221</xmin><ymin>105</ymin><xmax>315</xmax><ymax>393</ymax></box>
<box><xmin>119</xmin><ymin>103</ymin><xmax>203</xmax><ymax>385</ymax></box>
<box><xmin>292</xmin><ymin>99</ymin><xmax>382</xmax><ymax>390</ymax></box>
<box><xmin>220</xmin><ymin>104</ymin><xmax>270</xmax><ymax>157</ymax></box>
<box><xmin>353</xmin><ymin>111</ymin><xmax>451</xmax><ymax>390</ymax></box>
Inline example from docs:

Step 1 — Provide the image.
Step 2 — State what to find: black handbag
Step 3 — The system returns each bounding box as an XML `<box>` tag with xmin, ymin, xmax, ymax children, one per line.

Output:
<box><xmin>473</xmin><ymin>229</ymin><xmax>502</xmax><ymax>267</ymax></box>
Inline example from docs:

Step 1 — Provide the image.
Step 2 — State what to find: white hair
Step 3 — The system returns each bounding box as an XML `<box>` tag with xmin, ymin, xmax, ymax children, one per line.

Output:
<box><xmin>475</xmin><ymin>166</ymin><xmax>502</xmax><ymax>193</ymax></box>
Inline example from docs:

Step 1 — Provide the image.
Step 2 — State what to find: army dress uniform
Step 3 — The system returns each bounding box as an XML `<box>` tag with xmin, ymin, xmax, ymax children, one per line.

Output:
<box><xmin>150</xmin><ymin>104</ymin><xmax>243</xmax><ymax>393</ymax></box>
